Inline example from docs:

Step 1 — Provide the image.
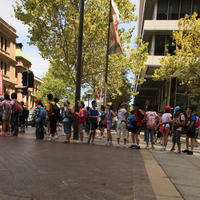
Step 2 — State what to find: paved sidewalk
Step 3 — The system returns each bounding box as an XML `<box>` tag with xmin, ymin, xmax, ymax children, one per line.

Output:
<box><xmin>152</xmin><ymin>150</ymin><xmax>200</xmax><ymax>200</ymax></box>
<box><xmin>0</xmin><ymin>135</ymin><xmax>156</xmax><ymax>200</ymax></box>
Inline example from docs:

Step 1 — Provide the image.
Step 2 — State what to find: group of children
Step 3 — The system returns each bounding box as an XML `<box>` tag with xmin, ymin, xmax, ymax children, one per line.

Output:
<box><xmin>32</xmin><ymin>94</ymin><xmax>200</xmax><ymax>155</ymax></box>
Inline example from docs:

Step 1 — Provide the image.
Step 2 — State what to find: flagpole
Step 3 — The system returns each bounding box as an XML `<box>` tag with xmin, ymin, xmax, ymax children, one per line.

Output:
<box><xmin>104</xmin><ymin>0</ymin><xmax>112</xmax><ymax>106</ymax></box>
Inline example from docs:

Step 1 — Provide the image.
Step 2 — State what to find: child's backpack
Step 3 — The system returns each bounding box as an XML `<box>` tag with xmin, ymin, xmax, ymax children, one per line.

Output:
<box><xmin>51</xmin><ymin>103</ymin><xmax>60</xmax><ymax>121</ymax></box>
<box><xmin>146</xmin><ymin>111</ymin><xmax>156</xmax><ymax>130</ymax></box>
<box><xmin>14</xmin><ymin>100</ymin><xmax>23</xmax><ymax>113</ymax></box>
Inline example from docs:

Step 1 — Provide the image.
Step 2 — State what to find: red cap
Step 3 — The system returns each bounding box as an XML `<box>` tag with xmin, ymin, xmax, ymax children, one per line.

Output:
<box><xmin>35</xmin><ymin>99</ymin><xmax>42</xmax><ymax>104</ymax></box>
<box><xmin>165</xmin><ymin>106</ymin><xmax>173</xmax><ymax>111</ymax></box>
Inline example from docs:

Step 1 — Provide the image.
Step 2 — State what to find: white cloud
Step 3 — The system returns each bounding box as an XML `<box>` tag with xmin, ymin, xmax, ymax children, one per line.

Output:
<box><xmin>0</xmin><ymin>0</ymin><xmax>50</xmax><ymax>78</ymax></box>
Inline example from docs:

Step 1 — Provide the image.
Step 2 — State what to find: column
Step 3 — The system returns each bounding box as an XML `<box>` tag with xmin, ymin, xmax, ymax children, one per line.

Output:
<box><xmin>153</xmin><ymin>0</ymin><xmax>158</xmax><ymax>20</ymax></box>
<box><xmin>150</xmin><ymin>34</ymin><xmax>156</xmax><ymax>55</ymax></box>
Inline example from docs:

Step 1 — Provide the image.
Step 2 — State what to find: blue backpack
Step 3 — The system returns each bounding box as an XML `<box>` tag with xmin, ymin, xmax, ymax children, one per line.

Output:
<box><xmin>36</xmin><ymin>107</ymin><xmax>46</xmax><ymax>123</ymax></box>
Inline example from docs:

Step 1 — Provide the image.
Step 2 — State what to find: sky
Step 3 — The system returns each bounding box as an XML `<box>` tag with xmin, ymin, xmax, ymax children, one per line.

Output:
<box><xmin>0</xmin><ymin>0</ymin><xmax>140</xmax><ymax>79</ymax></box>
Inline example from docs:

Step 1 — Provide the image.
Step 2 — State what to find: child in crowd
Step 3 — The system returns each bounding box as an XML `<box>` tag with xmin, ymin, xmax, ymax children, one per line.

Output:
<box><xmin>88</xmin><ymin>100</ymin><xmax>100</xmax><ymax>144</ymax></box>
<box><xmin>105</xmin><ymin>103</ymin><xmax>116</xmax><ymax>146</ymax></box>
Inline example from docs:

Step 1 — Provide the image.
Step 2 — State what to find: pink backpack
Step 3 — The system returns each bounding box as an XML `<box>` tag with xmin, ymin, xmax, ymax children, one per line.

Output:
<box><xmin>146</xmin><ymin>111</ymin><xmax>157</xmax><ymax>130</ymax></box>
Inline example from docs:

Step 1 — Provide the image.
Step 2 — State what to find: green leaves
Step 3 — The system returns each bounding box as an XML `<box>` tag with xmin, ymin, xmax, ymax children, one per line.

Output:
<box><xmin>154</xmin><ymin>13</ymin><xmax>200</xmax><ymax>93</ymax></box>
<box><xmin>14</xmin><ymin>0</ymin><xmax>147</xmax><ymax>101</ymax></box>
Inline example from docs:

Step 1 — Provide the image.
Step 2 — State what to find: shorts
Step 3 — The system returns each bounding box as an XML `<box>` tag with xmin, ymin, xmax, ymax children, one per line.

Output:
<box><xmin>78</xmin><ymin>123</ymin><xmax>84</xmax><ymax>133</ymax></box>
<box><xmin>107</xmin><ymin>120</ymin><xmax>112</xmax><ymax>131</ymax></box>
<box><xmin>117</xmin><ymin>121</ymin><xmax>126</xmax><ymax>139</ymax></box>
<box><xmin>161</xmin><ymin>126</ymin><xmax>170</xmax><ymax>134</ymax></box>
<box><xmin>132</xmin><ymin>126</ymin><xmax>141</xmax><ymax>135</ymax></box>
<box><xmin>63</xmin><ymin>121</ymin><xmax>72</xmax><ymax>134</ymax></box>
<box><xmin>172</xmin><ymin>130</ymin><xmax>182</xmax><ymax>145</ymax></box>
<box><xmin>186</xmin><ymin>128</ymin><xmax>196</xmax><ymax>138</ymax></box>
<box><xmin>90</xmin><ymin>122</ymin><xmax>98</xmax><ymax>131</ymax></box>
<box><xmin>2</xmin><ymin>113</ymin><xmax>10</xmax><ymax>121</ymax></box>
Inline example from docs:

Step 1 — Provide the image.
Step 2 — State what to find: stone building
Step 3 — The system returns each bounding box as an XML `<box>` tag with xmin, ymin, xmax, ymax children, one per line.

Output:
<box><xmin>135</xmin><ymin>0</ymin><xmax>200</xmax><ymax>111</ymax></box>
<box><xmin>0</xmin><ymin>17</ymin><xmax>43</xmax><ymax>108</ymax></box>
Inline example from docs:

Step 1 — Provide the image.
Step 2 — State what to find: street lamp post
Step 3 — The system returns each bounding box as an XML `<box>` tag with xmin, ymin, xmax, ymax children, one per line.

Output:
<box><xmin>74</xmin><ymin>0</ymin><xmax>85</xmax><ymax>140</ymax></box>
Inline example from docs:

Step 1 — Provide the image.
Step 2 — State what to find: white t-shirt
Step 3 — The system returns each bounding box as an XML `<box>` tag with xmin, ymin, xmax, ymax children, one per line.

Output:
<box><xmin>162</xmin><ymin>113</ymin><xmax>172</xmax><ymax>127</ymax></box>
<box><xmin>117</xmin><ymin>108</ymin><xmax>127</xmax><ymax>122</ymax></box>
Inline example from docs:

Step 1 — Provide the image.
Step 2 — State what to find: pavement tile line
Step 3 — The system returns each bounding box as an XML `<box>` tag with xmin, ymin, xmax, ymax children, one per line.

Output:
<box><xmin>141</xmin><ymin>150</ymin><xmax>184</xmax><ymax>200</ymax></box>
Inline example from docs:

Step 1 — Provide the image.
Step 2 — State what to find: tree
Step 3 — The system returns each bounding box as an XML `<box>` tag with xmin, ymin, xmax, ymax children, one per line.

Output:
<box><xmin>14</xmin><ymin>0</ymin><xmax>148</xmax><ymax>99</ymax></box>
<box><xmin>153</xmin><ymin>13</ymin><xmax>200</xmax><ymax>110</ymax></box>
<box><xmin>107</xmin><ymin>72</ymin><xmax>133</xmax><ymax>110</ymax></box>
<box><xmin>154</xmin><ymin>13</ymin><xmax>200</xmax><ymax>91</ymax></box>
<box><xmin>36</xmin><ymin>66</ymin><xmax>75</xmax><ymax>104</ymax></box>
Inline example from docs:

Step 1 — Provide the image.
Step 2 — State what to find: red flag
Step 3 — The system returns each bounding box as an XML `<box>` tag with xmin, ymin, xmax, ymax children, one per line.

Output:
<box><xmin>109</xmin><ymin>0</ymin><xmax>122</xmax><ymax>54</ymax></box>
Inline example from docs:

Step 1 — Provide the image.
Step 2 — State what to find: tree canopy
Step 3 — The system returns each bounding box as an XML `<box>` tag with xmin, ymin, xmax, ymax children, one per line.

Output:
<box><xmin>154</xmin><ymin>13</ymin><xmax>200</xmax><ymax>93</ymax></box>
<box><xmin>14</xmin><ymin>0</ymin><xmax>148</xmax><ymax>101</ymax></box>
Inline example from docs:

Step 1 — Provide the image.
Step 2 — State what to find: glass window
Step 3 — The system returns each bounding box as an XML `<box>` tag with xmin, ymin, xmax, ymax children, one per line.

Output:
<box><xmin>4</xmin><ymin>63</ymin><xmax>6</xmax><ymax>75</ymax></box>
<box><xmin>155</xmin><ymin>35</ymin><xmax>166</xmax><ymax>56</ymax></box>
<box><xmin>4</xmin><ymin>39</ymin><xmax>7</xmax><ymax>51</ymax></box>
<box><xmin>168</xmin><ymin>0</ymin><xmax>180</xmax><ymax>19</ymax></box>
<box><xmin>1</xmin><ymin>37</ymin><xmax>3</xmax><ymax>49</ymax></box>
<box><xmin>0</xmin><ymin>61</ymin><xmax>3</xmax><ymax>70</ymax></box>
<box><xmin>180</xmin><ymin>0</ymin><xmax>192</xmax><ymax>18</ymax></box>
<box><xmin>192</xmin><ymin>0</ymin><xmax>200</xmax><ymax>18</ymax></box>
<box><xmin>166</xmin><ymin>36</ymin><xmax>176</xmax><ymax>55</ymax></box>
<box><xmin>157</xmin><ymin>0</ymin><xmax>169</xmax><ymax>19</ymax></box>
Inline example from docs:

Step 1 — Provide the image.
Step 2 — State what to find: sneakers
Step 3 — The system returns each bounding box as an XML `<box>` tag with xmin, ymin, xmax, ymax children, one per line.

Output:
<box><xmin>105</xmin><ymin>141</ymin><xmax>109</xmax><ymax>146</ymax></box>
<box><xmin>145</xmin><ymin>146</ymin><xmax>150</xmax><ymax>150</ymax></box>
<box><xmin>90</xmin><ymin>140</ymin><xmax>95</xmax><ymax>145</ymax></box>
<box><xmin>170</xmin><ymin>148</ymin><xmax>175</xmax><ymax>152</ymax></box>
<box><xmin>135</xmin><ymin>145</ymin><xmax>140</xmax><ymax>149</ymax></box>
<box><xmin>182</xmin><ymin>149</ymin><xmax>189</xmax><ymax>153</ymax></box>
<box><xmin>116</xmin><ymin>144</ymin><xmax>120</xmax><ymax>147</ymax></box>
<box><xmin>187</xmin><ymin>151</ymin><xmax>193</xmax><ymax>155</ymax></box>
<box><xmin>129</xmin><ymin>144</ymin><xmax>137</xmax><ymax>149</ymax></box>
<box><xmin>160</xmin><ymin>146</ymin><xmax>166</xmax><ymax>151</ymax></box>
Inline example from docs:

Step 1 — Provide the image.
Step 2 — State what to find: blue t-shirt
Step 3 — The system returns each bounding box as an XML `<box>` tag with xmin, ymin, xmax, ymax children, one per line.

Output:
<box><xmin>88</xmin><ymin>108</ymin><xmax>99</xmax><ymax>123</ymax></box>
<box><xmin>189</xmin><ymin>114</ymin><xmax>197</xmax><ymax>129</ymax></box>
<box><xmin>100</xmin><ymin>111</ymin><xmax>105</xmax><ymax>121</ymax></box>
<box><xmin>128</xmin><ymin>115</ymin><xmax>135</xmax><ymax>129</ymax></box>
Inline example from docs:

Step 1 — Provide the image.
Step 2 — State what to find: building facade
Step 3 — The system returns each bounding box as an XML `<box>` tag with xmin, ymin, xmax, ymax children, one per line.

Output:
<box><xmin>135</xmin><ymin>0</ymin><xmax>200</xmax><ymax>111</ymax></box>
<box><xmin>0</xmin><ymin>17</ymin><xmax>43</xmax><ymax>108</ymax></box>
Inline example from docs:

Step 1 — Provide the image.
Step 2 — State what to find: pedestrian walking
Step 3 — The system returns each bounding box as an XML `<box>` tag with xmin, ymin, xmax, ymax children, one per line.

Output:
<box><xmin>98</xmin><ymin>105</ymin><xmax>106</xmax><ymax>139</ymax></box>
<box><xmin>61</xmin><ymin>100</ymin><xmax>74</xmax><ymax>143</ymax></box>
<box><xmin>75</xmin><ymin>101</ymin><xmax>86</xmax><ymax>143</ymax></box>
<box><xmin>46</xmin><ymin>94</ymin><xmax>60</xmax><ymax>141</ymax></box>
<box><xmin>87</xmin><ymin>100</ymin><xmax>100</xmax><ymax>144</ymax></box>
<box><xmin>1</xmin><ymin>94</ymin><xmax>11</xmax><ymax>135</ymax></box>
<box><xmin>105</xmin><ymin>103</ymin><xmax>116</xmax><ymax>147</ymax></box>
<box><xmin>116</xmin><ymin>102</ymin><xmax>127</xmax><ymax>147</ymax></box>
<box><xmin>182</xmin><ymin>107</ymin><xmax>197</xmax><ymax>155</ymax></box>
<box><xmin>144</xmin><ymin>106</ymin><xmax>157</xmax><ymax>149</ymax></box>
<box><xmin>161</xmin><ymin>106</ymin><xmax>173</xmax><ymax>151</ymax></box>
<box><xmin>10</xmin><ymin>93</ymin><xmax>23</xmax><ymax>136</ymax></box>
<box><xmin>129</xmin><ymin>104</ymin><xmax>145</xmax><ymax>149</ymax></box>
<box><xmin>33</xmin><ymin>99</ymin><xmax>46</xmax><ymax>140</ymax></box>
